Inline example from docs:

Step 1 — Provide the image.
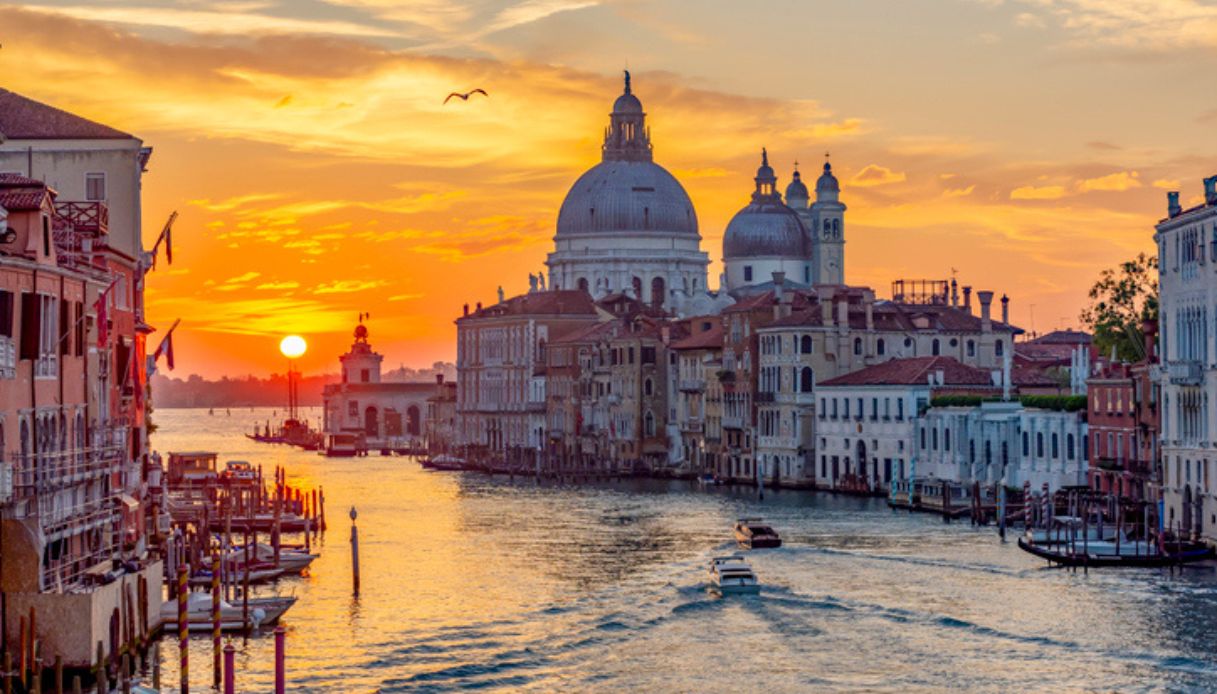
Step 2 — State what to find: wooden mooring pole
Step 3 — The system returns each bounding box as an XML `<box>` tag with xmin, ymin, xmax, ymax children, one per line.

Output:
<box><xmin>274</xmin><ymin>626</ymin><xmax>286</xmax><ymax>694</ymax></box>
<box><xmin>350</xmin><ymin>506</ymin><xmax>361</xmax><ymax>596</ymax></box>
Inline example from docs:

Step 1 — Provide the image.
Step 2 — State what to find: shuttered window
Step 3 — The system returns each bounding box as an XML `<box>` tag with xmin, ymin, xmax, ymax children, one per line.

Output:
<box><xmin>19</xmin><ymin>292</ymin><xmax>39</xmax><ymax>360</ymax></box>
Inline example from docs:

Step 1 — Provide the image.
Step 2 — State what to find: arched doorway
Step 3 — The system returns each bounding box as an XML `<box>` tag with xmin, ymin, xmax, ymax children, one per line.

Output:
<box><xmin>577</xmin><ymin>277</ymin><xmax>589</xmax><ymax>294</ymax></box>
<box><xmin>407</xmin><ymin>405</ymin><xmax>421</xmax><ymax>436</ymax></box>
<box><xmin>364</xmin><ymin>406</ymin><xmax>379</xmax><ymax>438</ymax></box>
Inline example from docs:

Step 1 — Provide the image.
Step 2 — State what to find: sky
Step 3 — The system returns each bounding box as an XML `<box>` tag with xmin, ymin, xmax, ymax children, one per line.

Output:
<box><xmin>2</xmin><ymin>0</ymin><xmax>1215</xmax><ymax>378</ymax></box>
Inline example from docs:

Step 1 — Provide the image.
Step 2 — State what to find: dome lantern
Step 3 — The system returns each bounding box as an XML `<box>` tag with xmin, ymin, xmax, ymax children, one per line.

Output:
<box><xmin>603</xmin><ymin>70</ymin><xmax>651</xmax><ymax>162</ymax></box>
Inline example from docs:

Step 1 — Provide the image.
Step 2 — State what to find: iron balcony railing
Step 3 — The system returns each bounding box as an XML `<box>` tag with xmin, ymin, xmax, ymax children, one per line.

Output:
<box><xmin>1167</xmin><ymin>360</ymin><xmax>1203</xmax><ymax>386</ymax></box>
<box><xmin>12</xmin><ymin>426</ymin><xmax>129</xmax><ymax>498</ymax></box>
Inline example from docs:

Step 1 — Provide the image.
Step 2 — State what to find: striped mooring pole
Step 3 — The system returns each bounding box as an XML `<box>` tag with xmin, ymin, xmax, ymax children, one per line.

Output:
<box><xmin>177</xmin><ymin>563</ymin><xmax>189</xmax><ymax>694</ymax></box>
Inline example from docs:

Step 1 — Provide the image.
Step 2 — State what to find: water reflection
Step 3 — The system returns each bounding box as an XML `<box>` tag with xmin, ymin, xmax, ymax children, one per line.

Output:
<box><xmin>151</xmin><ymin>408</ymin><xmax>1217</xmax><ymax>692</ymax></box>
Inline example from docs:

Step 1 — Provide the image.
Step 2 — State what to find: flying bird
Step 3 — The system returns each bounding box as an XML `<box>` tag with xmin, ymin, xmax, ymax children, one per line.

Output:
<box><xmin>444</xmin><ymin>89</ymin><xmax>488</xmax><ymax>105</ymax></box>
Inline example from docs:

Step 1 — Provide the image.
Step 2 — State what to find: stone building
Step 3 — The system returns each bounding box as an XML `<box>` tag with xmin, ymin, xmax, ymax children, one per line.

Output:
<box><xmin>425</xmin><ymin>375</ymin><xmax>457</xmax><ymax>455</ymax></box>
<box><xmin>455</xmin><ymin>289</ymin><xmax>602</xmax><ymax>465</ymax></box>
<box><xmin>0</xmin><ymin>92</ymin><xmax>162</xmax><ymax>670</ymax></box>
<box><xmin>322</xmin><ymin>321</ymin><xmax>434</xmax><ymax>450</ymax></box>
<box><xmin>670</xmin><ymin>316</ymin><xmax>724</xmax><ymax>477</ymax></box>
<box><xmin>1154</xmin><ymin>177</ymin><xmax>1217</xmax><ymax>540</ymax></box>
<box><xmin>1087</xmin><ymin>344</ymin><xmax>1158</xmax><ymax>502</ymax></box>
<box><xmin>816</xmin><ymin>357</ymin><xmax>999</xmax><ymax>493</ymax></box>
<box><xmin>546</xmin><ymin>72</ymin><xmax>709</xmax><ymax>307</ymax></box>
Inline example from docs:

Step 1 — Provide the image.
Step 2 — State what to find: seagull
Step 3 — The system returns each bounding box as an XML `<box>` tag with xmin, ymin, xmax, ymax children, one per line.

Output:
<box><xmin>444</xmin><ymin>89</ymin><xmax>488</xmax><ymax>105</ymax></box>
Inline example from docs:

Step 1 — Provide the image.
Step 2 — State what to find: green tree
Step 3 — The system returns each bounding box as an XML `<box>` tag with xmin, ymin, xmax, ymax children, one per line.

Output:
<box><xmin>1080</xmin><ymin>253</ymin><xmax>1158</xmax><ymax>362</ymax></box>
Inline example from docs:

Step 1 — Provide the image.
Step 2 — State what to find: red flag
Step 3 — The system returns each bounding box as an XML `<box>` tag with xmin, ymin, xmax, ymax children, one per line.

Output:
<box><xmin>153</xmin><ymin>318</ymin><xmax>180</xmax><ymax>371</ymax></box>
<box><xmin>165</xmin><ymin>222</ymin><xmax>172</xmax><ymax>265</ymax></box>
<box><xmin>164</xmin><ymin>331</ymin><xmax>174</xmax><ymax>370</ymax></box>
<box><xmin>93</xmin><ymin>279</ymin><xmax>116</xmax><ymax>348</ymax></box>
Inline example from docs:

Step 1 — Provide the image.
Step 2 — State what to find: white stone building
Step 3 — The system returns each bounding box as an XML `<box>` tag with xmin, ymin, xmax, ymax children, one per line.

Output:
<box><xmin>1155</xmin><ymin>176</ymin><xmax>1217</xmax><ymax>540</ymax></box>
<box><xmin>816</xmin><ymin>357</ymin><xmax>998</xmax><ymax>492</ymax></box>
<box><xmin>546</xmin><ymin>72</ymin><xmax>709</xmax><ymax>308</ymax></box>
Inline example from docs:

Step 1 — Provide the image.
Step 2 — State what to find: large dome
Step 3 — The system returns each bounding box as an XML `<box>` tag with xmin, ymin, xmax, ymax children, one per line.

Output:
<box><xmin>556</xmin><ymin>160</ymin><xmax>699</xmax><ymax>237</ymax></box>
<box><xmin>723</xmin><ymin>202</ymin><xmax>806</xmax><ymax>258</ymax></box>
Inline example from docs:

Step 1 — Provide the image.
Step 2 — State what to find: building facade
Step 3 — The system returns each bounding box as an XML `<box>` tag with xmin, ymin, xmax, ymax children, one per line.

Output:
<box><xmin>1155</xmin><ymin>177</ymin><xmax>1217</xmax><ymax>540</ymax></box>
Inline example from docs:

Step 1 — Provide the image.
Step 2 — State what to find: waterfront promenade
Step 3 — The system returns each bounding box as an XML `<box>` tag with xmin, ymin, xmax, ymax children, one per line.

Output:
<box><xmin>153</xmin><ymin>407</ymin><xmax>1217</xmax><ymax>692</ymax></box>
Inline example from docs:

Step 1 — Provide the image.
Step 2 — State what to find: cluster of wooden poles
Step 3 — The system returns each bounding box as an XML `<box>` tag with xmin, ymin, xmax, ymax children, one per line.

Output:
<box><xmin>172</xmin><ymin>564</ymin><xmax>288</xmax><ymax>694</ymax></box>
<box><xmin>165</xmin><ymin>465</ymin><xmax>323</xmax><ymax>694</ymax></box>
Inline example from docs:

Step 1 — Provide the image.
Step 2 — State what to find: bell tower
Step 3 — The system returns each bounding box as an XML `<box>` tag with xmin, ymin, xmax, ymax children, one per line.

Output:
<box><xmin>811</xmin><ymin>155</ymin><xmax>846</xmax><ymax>285</ymax></box>
<box><xmin>340</xmin><ymin>315</ymin><xmax>383</xmax><ymax>384</ymax></box>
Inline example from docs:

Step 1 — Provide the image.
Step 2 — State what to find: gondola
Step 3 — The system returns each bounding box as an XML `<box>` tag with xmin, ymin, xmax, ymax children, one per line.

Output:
<box><xmin>1016</xmin><ymin>535</ymin><xmax>1214</xmax><ymax>568</ymax></box>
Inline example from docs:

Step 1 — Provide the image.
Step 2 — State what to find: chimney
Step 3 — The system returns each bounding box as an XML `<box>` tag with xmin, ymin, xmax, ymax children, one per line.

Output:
<box><xmin>1206</xmin><ymin>176</ymin><xmax>1217</xmax><ymax>205</ymax></box>
<box><xmin>962</xmin><ymin>286</ymin><xmax>972</xmax><ymax>314</ymax></box>
<box><xmin>772</xmin><ymin>271</ymin><xmax>784</xmax><ymax>303</ymax></box>
<box><xmin>977</xmin><ymin>290</ymin><xmax>994</xmax><ymax>332</ymax></box>
<box><xmin>1142</xmin><ymin>318</ymin><xmax>1157</xmax><ymax>363</ymax></box>
<box><xmin>436</xmin><ymin>373</ymin><xmax>444</xmax><ymax>385</ymax></box>
<box><xmin>1000</xmin><ymin>294</ymin><xmax>1009</xmax><ymax>325</ymax></box>
<box><xmin>463</xmin><ymin>303</ymin><xmax>469</xmax><ymax>317</ymax></box>
<box><xmin>1168</xmin><ymin>191</ymin><xmax>1182</xmax><ymax>218</ymax></box>
<box><xmin>950</xmin><ymin>278</ymin><xmax>958</xmax><ymax>307</ymax></box>
<box><xmin>865</xmin><ymin>298</ymin><xmax>874</xmax><ymax>331</ymax></box>
<box><xmin>497</xmin><ymin>286</ymin><xmax>505</xmax><ymax>303</ymax></box>
<box><xmin>476</xmin><ymin>302</ymin><xmax>482</xmax><ymax>311</ymax></box>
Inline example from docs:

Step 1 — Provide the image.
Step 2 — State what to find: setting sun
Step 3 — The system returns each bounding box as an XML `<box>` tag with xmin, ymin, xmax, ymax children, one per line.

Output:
<box><xmin>279</xmin><ymin>334</ymin><xmax>307</xmax><ymax>359</ymax></box>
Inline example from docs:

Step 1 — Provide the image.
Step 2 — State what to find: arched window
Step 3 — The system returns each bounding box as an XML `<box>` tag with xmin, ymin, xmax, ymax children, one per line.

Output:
<box><xmin>1036</xmin><ymin>432</ymin><xmax>1044</xmax><ymax>457</ymax></box>
<box><xmin>800</xmin><ymin>335</ymin><xmax>812</xmax><ymax>354</ymax></box>
<box><xmin>832</xmin><ymin>219</ymin><xmax>840</xmax><ymax>234</ymax></box>
<box><xmin>644</xmin><ymin>411</ymin><xmax>655</xmax><ymax>437</ymax></box>
<box><xmin>966</xmin><ymin>340</ymin><xmax>975</xmax><ymax>358</ymax></box>
<box><xmin>877</xmin><ymin>338</ymin><xmax>886</xmax><ymax>356</ymax></box>
<box><xmin>1051</xmin><ymin>433</ymin><xmax>1059</xmax><ymax>458</ymax></box>
<box><xmin>932</xmin><ymin>339</ymin><xmax>941</xmax><ymax>356</ymax></box>
<box><xmin>632</xmin><ymin>276</ymin><xmax>642</xmax><ymax>298</ymax></box>
<box><xmin>853</xmin><ymin>337</ymin><xmax>862</xmax><ymax>356</ymax></box>
<box><xmin>644</xmin><ymin>378</ymin><xmax>653</xmax><ymax>396</ymax></box>
<box><xmin>651</xmin><ymin>277</ymin><xmax>665</xmax><ymax>308</ymax></box>
<box><xmin>1067</xmin><ymin>433</ymin><xmax>1075</xmax><ymax>459</ymax></box>
<box><xmin>800</xmin><ymin>367</ymin><xmax>813</xmax><ymax>392</ymax></box>
<box><xmin>995</xmin><ymin>339</ymin><xmax>1005</xmax><ymax>357</ymax></box>
<box><xmin>1022</xmin><ymin>431</ymin><xmax>1028</xmax><ymax>456</ymax></box>
<box><xmin>577</xmin><ymin>277</ymin><xmax>589</xmax><ymax>294</ymax></box>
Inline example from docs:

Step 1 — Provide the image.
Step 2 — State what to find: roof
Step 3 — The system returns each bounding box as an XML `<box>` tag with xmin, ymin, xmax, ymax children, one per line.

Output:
<box><xmin>458</xmin><ymin>290</ymin><xmax>599</xmax><ymax>322</ymax></box>
<box><xmin>0</xmin><ymin>173</ymin><xmax>53</xmax><ymax>211</ymax></box>
<box><xmin>0</xmin><ymin>89</ymin><xmax>133</xmax><ymax>140</ymax></box>
<box><xmin>819</xmin><ymin>356</ymin><xmax>995</xmax><ymax>387</ymax></box>
<box><xmin>1027</xmin><ymin>329</ymin><xmax>1091</xmax><ymax>345</ymax></box>
<box><xmin>671</xmin><ymin>322</ymin><xmax>723</xmax><ymax>350</ymax></box>
<box><xmin>765</xmin><ymin>298</ymin><xmax>1022</xmax><ymax>334</ymax></box>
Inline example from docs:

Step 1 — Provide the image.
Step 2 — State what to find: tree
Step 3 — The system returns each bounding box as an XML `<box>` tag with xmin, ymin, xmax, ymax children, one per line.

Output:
<box><xmin>1080</xmin><ymin>253</ymin><xmax>1158</xmax><ymax>362</ymax></box>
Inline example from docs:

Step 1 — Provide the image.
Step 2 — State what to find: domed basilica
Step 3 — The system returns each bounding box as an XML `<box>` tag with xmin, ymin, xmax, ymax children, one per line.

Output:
<box><xmin>545</xmin><ymin>72</ymin><xmax>847</xmax><ymax>309</ymax></box>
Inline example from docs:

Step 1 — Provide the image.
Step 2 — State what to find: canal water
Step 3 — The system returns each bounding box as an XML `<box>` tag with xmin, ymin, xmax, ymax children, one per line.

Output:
<box><xmin>153</xmin><ymin>408</ymin><xmax>1217</xmax><ymax>692</ymax></box>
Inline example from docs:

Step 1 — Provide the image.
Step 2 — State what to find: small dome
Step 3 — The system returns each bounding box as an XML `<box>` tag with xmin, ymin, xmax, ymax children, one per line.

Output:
<box><xmin>817</xmin><ymin>161</ymin><xmax>840</xmax><ymax>194</ymax></box>
<box><xmin>722</xmin><ymin>202</ymin><xmax>807</xmax><ymax>259</ymax></box>
<box><xmin>354</xmin><ymin>324</ymin><xmax>368</xmax><ymax>340</ymax></box>
<box><xmin>786</xmin><ymin>168</ymin><xmax>809</xmax><ymax>203</ymax></box>
<box><xmin>613</xmin><ymin>92</ymin><xmax>643</xmax><ymax>114</ymax></box>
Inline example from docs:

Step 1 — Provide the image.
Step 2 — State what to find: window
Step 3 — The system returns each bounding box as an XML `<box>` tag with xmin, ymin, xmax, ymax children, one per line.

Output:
<box><xmin>1051</xmin><ymin>433</ymin><xmax>1059</xmax><ymax>458</ymax></box>
<box><xmin>360</xmin><ymin>368</ymin><xmax>370</xmax><ymax>383</ymax></box>
<box><xmin>1066</xmin><ymin>433</ymin><xmax>1075</xmax><ymax>460</ymax></box>
<box><xmin>801</xmin><ymin>335</ymin><xmax>812</xmax><ymax>354</ymax></box>
<box><xmin>349</xmin><ymin>401</ymin><xmax>359</xmax><ymax>417</ymax></box>
<box><xmin>932</xmin><ymin>338</ymin><xmax>940</xmax><ymax>356</ymax></box>
<box><xmin>85</xmin><ymin>172</ymin><xmax>106</xmax><ymax>201</ymax></box>
<box><xmin>966</xmin><ymin>340</ymin><xmax>975</xmax><ymax>358</ymax></box>
<box><xmin>1036</xmin><ymin>432</ymin><xmax>1044</xmax><ymax>457</ymax></box>
<box><xmin>1022</xmin><ymin>431</ymin><xmax>1029</xmax><ymax>456</ymax></box>
<box><xmin>644</xmin><ymin>378</ymin><xmax>653</xmax><ymax>396</ymax></box>
<box><xmin>744</xmin><ymin>266</ymin><xmax>753</xmax><ymax>282</ymax></box>
<box><xmin>854</xmin><ymin>337</ymin><xmax>862</xmax><ymax>355</ymax></box>
<box><xmin>944</xmin><ymin>428</ymin><xmax>951</xmax><ymax>452</ymax></box>
<box><xmin>644</xmin><ymin>411</ymin><xmax>655</xmax><ymax>436</ymax></box>
<box><xmin>995</xmin><ymin>339</ymin><xmax>1004</xmax><ymax>357</ymax></box>
<box><xmin>800</xmin><ymin>367</ymin><xmax>813</xmax><ymax>392</ymax></box>
<box><xmin>877</xmin><ymin>338</ymin><xmax>885</xmax><ymax>356</ymax></box>
<box><xmin>897</xmin><ymin>398</ymin><xmax>904</xmax><ymax>420</ymax></box>
<box><xmin>920</xmin><ymin>427</ymin><xmax>927</xmax><ymax>450</ymax></box>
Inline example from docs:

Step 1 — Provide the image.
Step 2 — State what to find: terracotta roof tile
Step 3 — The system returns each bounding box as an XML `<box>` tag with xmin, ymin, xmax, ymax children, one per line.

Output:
<box><xmin>458</xmin><ymin>290</ymin><xmax>599</xmax><ymax>322</ymax></box>
<box><xmin>0</xmin><ymin>89</ymin><xmax>133</xmax><ymax>140</ymax></box>
<box><xmin>819</xmin><ymin>356</ymin><xmax>995</xmax><ymax>387</ymax></box>
<box><xmin>671</xmin><ymin>322</ymin><xmax>723</xmax><ymax>350</ymax></box>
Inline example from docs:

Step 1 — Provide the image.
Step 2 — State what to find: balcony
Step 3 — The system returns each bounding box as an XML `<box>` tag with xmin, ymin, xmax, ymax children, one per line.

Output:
<box><xmin>681</xmin><ymin>418</ymin><xmax>704</xmax><ymax>433</ymax></box>
<box><xmin>1168</xmin><ymin>360</ymin><xmax>1203</xmax><ymax>386</ymax></box>
<box><xmin>55</xmin><ymin>201</ymin><xmax>109</xmax><ymax>234</ymax></box>
<box><xmin>679</xmin><ymin>379</ymin><xmax>705</xmax><ymax>392</ymax></box>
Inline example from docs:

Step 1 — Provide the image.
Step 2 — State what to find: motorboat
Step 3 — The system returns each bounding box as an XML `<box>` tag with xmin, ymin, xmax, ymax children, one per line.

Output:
<box><xmin>324</xmin><ymin>432</ymin><xmax>361</xmax><ymax>458</ymax></box>
<box><xmin>697</xmin><ymin>474</ymin><xmax>725</xmax><ymax>487</ymax></box>
<box><xmin>734</xmin><ymin>518</ymin><xmax>782</xmax><ymax>549</ymax></box>
<box><xmin>221</xmin><ymin>460</ymin><xmax>258</xmax><ymax>483</ymax></box>
<box><xmin>159</xmin><ymin>590</ymin><xmax>293</xmax><ymax>631</ymax></box>
<box><xmin>708</xmin><ymin>554</ymin><xmax>760</xmax><ymax>594</ymax></box>
<box><xmin>421</xmin><ymin>454</ymin><xmax>466</xmax><ymax>471</ymax></box>
<box><xmin>228</xmin><ymin>542</ymin><xmax>318</xmax><ymax>573</ymax></box>
<box><xmin>189</xmin><ymin>563</ymin><xmax>284</xmax><ymax>587</ymax></box>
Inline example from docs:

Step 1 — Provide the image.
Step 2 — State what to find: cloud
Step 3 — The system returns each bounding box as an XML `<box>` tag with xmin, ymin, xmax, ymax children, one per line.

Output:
<box><xmin>1078</xmin><ymin>171</ymin><xmax>1141</xmax><ymax>192</ymax></box>
<box><xmin>1153</xmin><ymin>178</ymin><xmax>1181</xmax><ymax>190</ymax></box>
<box><xmin>1085</xmin><ymin>140</ymin><xmax>1122</xmax><ymax>151</ymax></box>
<box><xmin>190</xmin><ymin>194</ymin><xmax>284</xmax><ymax>212</ymax></box>
<box><xmin>850</xmin><ymin>165</ymin><xmax>907</xmax><ymax>188</ymax></box>
<box><xmin>1010</xmin><ymin>185</ymin><xmax>1068</xmax><ymax>200</ymax></box>
<box><xmin>388</xmin><ymin>293</ymin><xmax>424</xmax><ymax>301</ymax></box>
<box><xmin>313</xmin><ymin>279</ymin><xmax>389</xmax><ymax>294</ymax></box>
<box><xmin>256</xmin><ymin>281</ymin><xmax>301</xmax><ymax>290</ymax></box>
<box><xmin>225</xmin><ymin>272</ymin><xmax>262</xmax><ymax>284</ymax></box>
<box><xmin>21</xmin><ymin>4</ymin><xmax>401</xmax><ymax>39</ymax></box>
<box><xmin>942</xmin><ymin>184</ymin><xmax>976</xmax><ymax>199</ymax></box>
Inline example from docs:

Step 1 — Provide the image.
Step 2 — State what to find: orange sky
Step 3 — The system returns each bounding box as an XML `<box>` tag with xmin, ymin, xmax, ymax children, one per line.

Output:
<box><xmin>3</xmin><ymin>1</ymin><xmax>1215</xmax><ymax>378</ymax></box>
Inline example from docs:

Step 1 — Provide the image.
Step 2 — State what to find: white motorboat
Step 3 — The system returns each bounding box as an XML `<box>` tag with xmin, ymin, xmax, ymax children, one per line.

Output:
<box><xmin>708</xmin><ymin>554</ymin><xmax>760</xmax><ymax>594</ymax></box>
<box><xmin>159</xmin><ymin>591</ymin><xmax>283</xmax><ymax>632</ymax></box>
<box><xmin>229</xmin><ymin>542</ymin><xmax>318</xmax><ymax>573</ymax></box>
